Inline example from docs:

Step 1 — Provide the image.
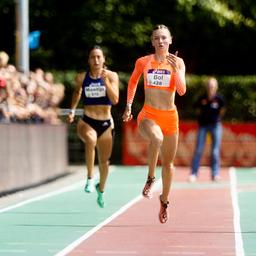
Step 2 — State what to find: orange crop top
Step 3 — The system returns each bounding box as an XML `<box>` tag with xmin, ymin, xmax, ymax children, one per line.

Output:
<box><xmin>127</xmin><ymin>54</ymin><xmax>186</xmax><ymax>105</ymax></box>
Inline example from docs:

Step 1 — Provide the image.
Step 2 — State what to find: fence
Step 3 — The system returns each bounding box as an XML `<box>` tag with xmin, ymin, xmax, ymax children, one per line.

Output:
<box><xmin>0</xmin><ymin>123</ymin><xmax>68</xmax><ymax>195</ymax></box>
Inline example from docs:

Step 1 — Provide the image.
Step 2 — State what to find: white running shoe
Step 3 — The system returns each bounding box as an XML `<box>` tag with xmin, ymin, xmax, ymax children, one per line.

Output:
<box><xmin>189</xmin><ymin>174</ymin><xmax>197</xmax><ymax>183</ymax></box>
<box><xmin>84</xmin><ymin>178</ymin><xmax>95</xmax><ymax>193</ymax></box>
<box><xmin>212</xmin><ymin>175</ymin><xmax>221</xmax><ymax>182</ymax></box>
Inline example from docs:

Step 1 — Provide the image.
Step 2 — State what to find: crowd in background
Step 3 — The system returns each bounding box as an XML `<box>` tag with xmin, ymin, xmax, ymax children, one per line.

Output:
<box><xmin>0</xmin><ymin>51</ymin><xmax>64</xmax><ymax>124</ymax></box>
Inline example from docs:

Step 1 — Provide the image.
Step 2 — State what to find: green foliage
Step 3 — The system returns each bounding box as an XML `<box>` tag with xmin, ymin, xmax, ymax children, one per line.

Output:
<box><xmin>1</xmin><ymin>1</ymin><xmax>256</xmax><ymax>74</ymax></box>
<box><xmin>176</xmin><ymin>0</ymin><xmax>256</xmax><ymax>28</ymax></box>
<box><xmin>219</xmin><ymin>75</ymin><xmax>256</xmax><ymax>121</ymax></box>
<box><xmin>179</xmin><ymin>74</ymin><xmax>256</xmax><ymax>122</ymax></box>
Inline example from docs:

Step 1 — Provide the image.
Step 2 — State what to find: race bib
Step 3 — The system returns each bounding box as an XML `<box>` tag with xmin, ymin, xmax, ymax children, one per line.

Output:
<box><xmin>147</xmin><ymin>69</ymin><xmax>171</xmax><ymax>87</ymax></box>
<box><xmin>85</xmin><ymin>82</ymin><xmax>106</xmax><ymax>98</ymax></box>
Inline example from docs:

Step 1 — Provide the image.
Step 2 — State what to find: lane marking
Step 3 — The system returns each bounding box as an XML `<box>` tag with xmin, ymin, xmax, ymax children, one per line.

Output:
<box><xmin>229</xmin><ymin>167</ymin><xmax>245</xmax><ymax>256</ymax></box>
<box><xmin>0</xmin><ymin>181</ymin><xmax>84</xmax><ymax>214</ymax></box>
<box><xmin>0</xmin><ymin>250</ymin><xmax>27</xmax><ymax>253</ymax></box>
<box><xmin>54</xmin><ymin>195</ymin><xmax>143</xmax><ymax>256</ymax></box>
<box><xmin>55</xmin><ymin>178</ymin><xmax>162</xmax><ymax>256</ymax></box>
<box><xmin>96</xmin><ymin>251</ymin><xmax>138</xmax><ymax>254</ymax></box>
<box><xmin>0</xmin><ymin>167</ymin><xmax>119</xmax><ymax>214</ymax></box>
<box><xmin>162</xmin><ymin>252</ymin><xmax>205</xmax><ymax>255</ymax></box>
<box><xmin>0</xmin><ymin>167</ymin><xmax>107</xmax><ymax>213</ymax></box>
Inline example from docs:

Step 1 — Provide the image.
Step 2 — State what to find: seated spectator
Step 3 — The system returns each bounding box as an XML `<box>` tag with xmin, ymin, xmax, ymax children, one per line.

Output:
<box><xmin>0</xmin><ymin>77</ymin><xmax>10</xmax><ymax>123</ymax></box>
<box><xmin>0</xmin><ymin>51</ymin><xmax>9</xmax><ymax>69</ymax></box>
<box><xmin>0</xmin><ymin>50</ymin><xmax>65</xmax><ymax>124</ymax></box>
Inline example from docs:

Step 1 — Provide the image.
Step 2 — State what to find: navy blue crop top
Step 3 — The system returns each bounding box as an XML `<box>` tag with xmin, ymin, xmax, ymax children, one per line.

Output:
<box><xmin>82</xmin><ymin>72</ymin><xmax>112</xmax><ymax>105</ymax></box>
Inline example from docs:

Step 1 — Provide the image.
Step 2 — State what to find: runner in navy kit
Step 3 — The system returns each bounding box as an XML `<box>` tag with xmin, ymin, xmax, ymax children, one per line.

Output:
<box><xmin>67</xmin><ymin>46</ymin><xmax>119</xmax><ymax>208</ymax></box>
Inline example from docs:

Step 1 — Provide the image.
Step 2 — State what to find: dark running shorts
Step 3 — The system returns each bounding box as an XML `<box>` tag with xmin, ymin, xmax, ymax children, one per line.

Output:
<box><xmin>82</xmin><ymin>114</ymin><xmax>114</xmax><ymax>137</ymax></box>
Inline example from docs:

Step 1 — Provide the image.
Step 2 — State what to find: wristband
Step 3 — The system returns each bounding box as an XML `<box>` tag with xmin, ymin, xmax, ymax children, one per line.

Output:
<box><xmin>126</xmin><ymin>103</ymin><xmax>132</xmax><ymax>109</ymax></box>
<box><xmin>70</xmin><ymin>109</ymin><xmax>75</xmax><ymax>115</ymax></box>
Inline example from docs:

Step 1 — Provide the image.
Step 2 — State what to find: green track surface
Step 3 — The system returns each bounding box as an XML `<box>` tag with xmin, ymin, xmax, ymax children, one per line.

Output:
<box><xmin>236</xmin><ymin>168</ymin><xmax>256</xmax><ymax>255</ymax></box>
<box><xmin>0</xmin><ymin>166</ymin><xmax>160</xmax><ymax>256</ymax></box>
<box><xmin>0</xmin><ymin>166</ymin><xmax>255</xmax><ymax>255</ymax></box>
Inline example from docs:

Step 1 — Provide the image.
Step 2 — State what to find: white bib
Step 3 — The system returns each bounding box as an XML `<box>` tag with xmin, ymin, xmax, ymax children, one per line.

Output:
<box><xmin>85</xmin><ymin>82</ymin><xmax>106</xmax><ymax>98</ymax></box>
<box><xmin>147</xmin><ymin>69</ymin><xmax>171</xmax><ymax>87</ymax></box>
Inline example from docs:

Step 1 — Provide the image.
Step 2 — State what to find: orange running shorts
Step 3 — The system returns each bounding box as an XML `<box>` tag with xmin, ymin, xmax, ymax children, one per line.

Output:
<box><xmin>137</xmin><ymin>104</ymin><xmax>179</xmax><ymax>135</ymax></box>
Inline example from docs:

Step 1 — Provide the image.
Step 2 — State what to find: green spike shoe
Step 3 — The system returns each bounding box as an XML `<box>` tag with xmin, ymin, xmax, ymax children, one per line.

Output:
<box><xmin>95</xmin><ymin>183</ymin><xmax>105</xmax><ymax>208</ymax></box>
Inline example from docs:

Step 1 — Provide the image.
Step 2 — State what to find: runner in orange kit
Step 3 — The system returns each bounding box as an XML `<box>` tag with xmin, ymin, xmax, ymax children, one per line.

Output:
<box><xmin>122</xmin><ymin>24</ymin><xmax>186</xmax><ymax>223</ymax></box>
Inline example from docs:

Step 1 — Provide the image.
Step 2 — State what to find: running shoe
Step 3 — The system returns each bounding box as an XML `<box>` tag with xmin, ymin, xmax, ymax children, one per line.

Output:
<box><xmin>142</xmin><ymin>176</ymin><xmax>156</xmax><ymax>199</ymax></box>
<box><xmin>95</xmin><ymin>183</ymin><xmax>105</xmax><ymax>208</ymax></box>
<box><xmin>212</xmin><ymin>175</ymin><xmax>221</xmax><ymax>182</ymax></box>
<box><xmin>159</xmin><ymin>196</ymin><xmax>169</xmax><ymax>224</ymax></box>
<box><xmin>188</xmin><ymin>174</ymin><xmax>197</xmax><ymax>183</ymax></box>
<box><xmin>84</xmin><ymin>178</ymin><xmax>95</xmax><ymax>193</ymax></box>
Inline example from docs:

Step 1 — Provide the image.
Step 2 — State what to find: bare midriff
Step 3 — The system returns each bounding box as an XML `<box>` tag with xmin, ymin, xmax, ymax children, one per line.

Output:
<box><xmin>83</xmin><ymin>105</ymin><xmax>112</xmax><ymax>120</ymax></box>
<box><xmin>144</xmin><ymin>88</ymin><xmax>176</xmax><ymax>110</ymax></box>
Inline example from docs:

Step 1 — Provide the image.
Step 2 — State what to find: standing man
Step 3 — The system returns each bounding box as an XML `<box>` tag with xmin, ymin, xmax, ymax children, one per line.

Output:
<box><xmin>190</xmin><ymin>77</ymin><xmax>226</xmax><ymax>182</ymax></box>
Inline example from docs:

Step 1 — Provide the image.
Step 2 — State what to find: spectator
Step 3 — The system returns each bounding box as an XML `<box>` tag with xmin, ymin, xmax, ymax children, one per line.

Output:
<box><xmin>0</xmin><ymin>50</ymin><xmax>64</xmax><ymax>124</ymax></box>
<box><xmin>0</xmin><ymin>77</ymin><xmax>10</xmax><ymax>123</ymax></box>
<box><xmin>0</xmin><ymin>51</ymin><xmax>9</xmax><ymax>69</ymax></box>
<box><xmin>189</xmin><ymin>77</ymin><xmax>226</xmax><ymax>182</ymax></box>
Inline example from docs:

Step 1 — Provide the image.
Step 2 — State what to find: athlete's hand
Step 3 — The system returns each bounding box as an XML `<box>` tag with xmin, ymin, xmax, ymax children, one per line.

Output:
<box><xmin>166</xmin><ymin>51</ymin><xmax>180</xmax><ymax>73</ymax></box>
<box><xmin>101</xmin><ymin>68</ymin><xmax>108</xmax><ymax>84</ymax></box>
<box><xmin>66</xmin><ymin>113</ymin><xmax>75</xmax><ymax>124</ymax></box>
<box><xmin>122</xmin><ymin>105</ymin><xmax>133</xmax><ymax>122</ymax></box>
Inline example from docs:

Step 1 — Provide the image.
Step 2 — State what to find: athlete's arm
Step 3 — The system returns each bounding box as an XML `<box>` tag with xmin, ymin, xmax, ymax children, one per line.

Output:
<box><xmin>173</xmin><ymin>58</ymin><xmax>186</xmax><ymax>96</ymax></box>
<box><xmin>167</xmin><ymin>54</ymin><xmax>186</xmax><ymax>96</ymax></box>
<box><xmin>66</xmin><ymin>72</ymin><xmax>83</xmax><ymax>123</ymax></box>
<box><xmin>127</xmin><ymin>58</ymin><xmax>144</xmax><ymax>105</ymax></box>
<box><xmin>122</xmin><ymin>58</ymin><xmax>143</xmax><ymax>122</ymax></box>
<box><xmin>102</xmin><ymin>69</ymin><xmax>119</xmax><ymax>105</ymax></box>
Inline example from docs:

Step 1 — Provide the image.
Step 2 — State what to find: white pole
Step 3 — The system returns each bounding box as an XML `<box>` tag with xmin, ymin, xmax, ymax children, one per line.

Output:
<box><xmin>15</xmin><ymin>0</ymin><xmax>29</xmax><ymax>74</ymax></box>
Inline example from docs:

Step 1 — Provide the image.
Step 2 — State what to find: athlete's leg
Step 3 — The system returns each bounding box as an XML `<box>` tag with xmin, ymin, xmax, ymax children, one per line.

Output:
<box><xmin>96</xmin><ymin>127</ymin><xmax>113</xmax><ymax>192</ymax></box>
<box><xmin>95</xmin><ymin>127</ymin><xmax>113</xmax><ymax>207</ymax></box>
<box><xmin>139</xmin><ymin>118</ymin><xmax>163</xmax><ymax>178</ymax></box>
<box><xmin>77</xmin><ymin>119</ymin><xmax>97</xmax><ymax>180</ymax></box>
<box><xmin>160</xmin><ymin>133</ymin><xmax>178</xmax><ymax>203</ymax></box>
<box><xmin>158</xmin><ymin>133</ymin><xmax>178</xmax><ymax>223</ymax></box>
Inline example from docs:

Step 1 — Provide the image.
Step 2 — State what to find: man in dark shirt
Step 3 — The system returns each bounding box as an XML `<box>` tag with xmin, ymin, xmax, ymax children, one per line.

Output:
<box><xmin>189</xmin><ymin>77</ymin><xmax>226</xmax><ymax>182</ymax></box>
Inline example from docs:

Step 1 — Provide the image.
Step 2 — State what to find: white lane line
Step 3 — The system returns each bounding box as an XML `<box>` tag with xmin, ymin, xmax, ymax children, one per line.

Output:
<box><xmin>229</xmin><ymin>167</ymin><xmax>245</xmax><ymax>256</ymax></box>
<box><xmin>0</xmin><ymin>167</ymin><xmax>107</xmax><ymax>213</ymax></box>
<box><xmin>0</xmin><ymin>181</ymin><xmax>84</xmax><ymax>214</ymax></box>
<box><xmin>54</xmin><ymin>195</ymin><xmax>143</xmax><ymax>256</ymax></box>
<box><xmin>55</xmin><ymin>178</ymin><xmax>162</xmax><ymax>256</ymax></box>
<box><xmin>162</xmin><ymin>252</ymin><xmax>205</xmax><ymax>255</ymax></box>
<box><xmin>0</xmin><ymin>250</ymin><xmax>27</xmax><ymax>253</ymax></box>
<box><xmin>96</xmin><ymin>251</ymin><xmax>138</xmax><ymax>254</ymax></box>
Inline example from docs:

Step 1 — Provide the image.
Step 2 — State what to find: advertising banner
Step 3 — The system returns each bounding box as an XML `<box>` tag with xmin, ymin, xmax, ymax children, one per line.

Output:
<box><xmin>122</xmin><ymin>121</ymin><xmax>256</xmax><ymax>167</ymax></box>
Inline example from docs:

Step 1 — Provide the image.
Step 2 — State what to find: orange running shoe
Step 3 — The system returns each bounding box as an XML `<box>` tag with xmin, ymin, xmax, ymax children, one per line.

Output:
<box><xmin>159</xmin><ymin>196</ymin><xmax>169</xmax><ymax>224</ymax></box>
<box><xmin>142</xmin><ymin>176</ymin><xmax>156</xmax><ymax>199</ymax></box>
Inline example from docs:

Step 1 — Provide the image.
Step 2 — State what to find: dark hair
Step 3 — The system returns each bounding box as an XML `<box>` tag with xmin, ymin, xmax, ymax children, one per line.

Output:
<box><xmin>87</xmin><ymin>45</ymin><xmax>107</xmax><ymax>69</ymax></box>
<box><xmin>88</xmin><ymin>45</ymin><xmax>104</xmax><ymax>56</ymax></box>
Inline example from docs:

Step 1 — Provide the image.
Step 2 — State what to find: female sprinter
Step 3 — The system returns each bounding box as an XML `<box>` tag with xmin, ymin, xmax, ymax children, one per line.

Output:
<box><xmin>122</xmin><ymin>25</ymin><xmax>186</xmax><ymax>223</ymax></box>
<box><xmin>67</xmin><ymin>46</ymin><xmax>119</xmax><ymax>208</ymax></box>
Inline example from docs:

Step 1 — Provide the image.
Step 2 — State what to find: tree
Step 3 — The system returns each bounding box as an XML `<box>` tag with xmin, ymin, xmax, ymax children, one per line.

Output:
<box><xmin>1</xmin><ymin>0</ymin><xmax>256</xmax><ymax>74</ymax></box>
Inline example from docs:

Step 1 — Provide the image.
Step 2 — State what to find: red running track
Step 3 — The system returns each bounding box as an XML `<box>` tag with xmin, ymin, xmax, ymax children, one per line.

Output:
<box><xmin>68</xmin><ymin>168</ymin><xmax>236</xmax><ymax>256</ymax></box>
